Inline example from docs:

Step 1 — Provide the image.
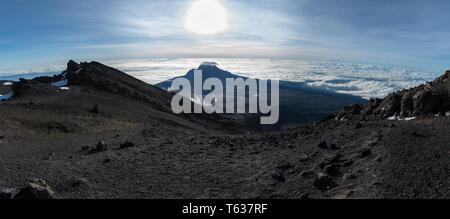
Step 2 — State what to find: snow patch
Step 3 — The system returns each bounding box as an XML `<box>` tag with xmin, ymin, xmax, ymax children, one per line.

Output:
<box><xmin>0</xmin><ymin>91</ymin><xmax>14</xmax><ymax>101</ymax></box>
<box><xmin>51</xmin><ymin>67</ymin><xmax>77</xmax><ymax>87</ymax></box>
<box><xmin>388</xmin><ymin>113</ymin><xmax>416</xmax><ymax>121</ymax></box>
<box><xmin>60</xmin><ymin>87</ymin><xmax>70</xmax><ymax>90</ymax></box>
<box><xmin>200</xmin><ymin>61</ymin><xmax>219</xmax><ymax>67</ymax></box>
<box><xmin>51</xmin><ymin>79</ymin><xmax>68</xmax><ymax>87</ymax></box>
<box><xmin>388</xmin><ymin>113</ymin><xmax>399</xmax><ymax>120</ymax></box>
<box><xmin>2</xmin><ymin>82</ymin><xmax>12</xmax><ymax>86</ymax></box>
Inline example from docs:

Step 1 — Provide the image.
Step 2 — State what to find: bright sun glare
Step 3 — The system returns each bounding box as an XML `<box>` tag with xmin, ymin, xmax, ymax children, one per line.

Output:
<box><xmin>184</xmin><ymin>0</ymin><xmax>228</xmax><ymax>35</ymax></box>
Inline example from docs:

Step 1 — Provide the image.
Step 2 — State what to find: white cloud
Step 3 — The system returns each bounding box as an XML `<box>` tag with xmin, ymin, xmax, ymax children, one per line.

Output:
<box><xmin>104</xmin><ymin>58</ymin><xmax>440</xmax><ymax>99</ymax></box>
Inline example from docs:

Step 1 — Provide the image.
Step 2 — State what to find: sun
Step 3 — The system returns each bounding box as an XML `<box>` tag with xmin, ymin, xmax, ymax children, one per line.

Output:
<box><xmin>184</xmin><ymin>0</ymin><xmax>228</xmax><ymax>35</ymax></box>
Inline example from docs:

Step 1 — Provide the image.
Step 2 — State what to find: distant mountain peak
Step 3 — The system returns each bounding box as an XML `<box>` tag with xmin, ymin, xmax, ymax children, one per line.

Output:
<box><xmin>177</xmin><ymin>63</ymin><xmax>238</xmax><ymax>81</ymax></box>
<box><xmin>199</xmin><ymin>61</ymin><xmax>219</xmax><ymax>67</ymax></box>
<box><xmin>198</xmin><ymin>62</ymin><xmax>222</xmax><ymax>72</ymax></box>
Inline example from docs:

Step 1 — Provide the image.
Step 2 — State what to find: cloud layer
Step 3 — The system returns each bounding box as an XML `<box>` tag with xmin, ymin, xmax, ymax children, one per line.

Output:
<box><xmin>103</xmin><ymin>58</ymin><xmax>441</xmax><ymax>99</ymax></box>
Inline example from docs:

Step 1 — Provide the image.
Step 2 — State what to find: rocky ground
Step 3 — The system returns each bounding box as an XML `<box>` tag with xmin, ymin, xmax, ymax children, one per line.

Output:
<box><xmin>0</xmin><ymin>61</ymin><xmax>448</xmax><ymax>199</ymax></box>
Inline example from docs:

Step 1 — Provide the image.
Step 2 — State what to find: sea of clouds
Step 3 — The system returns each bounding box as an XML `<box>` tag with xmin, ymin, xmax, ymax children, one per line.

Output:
<box><xmin>1</xmin><ymin>58</ymin><xmax>442</xmax><ymax>100</ymax></box>
<box><xmin>103</xmin><ymin>58</ymin><xmax>441</xmax><ymax>99</ymax></box>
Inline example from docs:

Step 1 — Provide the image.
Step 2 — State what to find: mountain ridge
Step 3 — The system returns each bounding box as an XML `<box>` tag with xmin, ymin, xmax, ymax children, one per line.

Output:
<box><xmin>156</xmin><ymin>63</ymin><xmax>367</xmax><ymax>130</ymax></box>
<box><xmin>333</xmin><ymin>70</ymin><xmax>450</xmax><ymax>122</ymax></box>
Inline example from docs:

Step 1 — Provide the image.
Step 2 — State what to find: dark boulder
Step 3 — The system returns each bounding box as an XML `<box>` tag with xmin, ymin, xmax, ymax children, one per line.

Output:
<box><xmin>90</xmin><ymin>104</ymin><xmax>100</xmax><ymax>114</ymax></box>
<box><xmin>360</xmin><ymin>148</ymin><xmax>372</xmax><ymax>158</ymax></box>
<box><xmin>343</xmin><ymin>160</ymin><xmax>354</xmax><ymax>167</ymax></box>
<box><xmin>13</xmin><ymin>179</ymin><xmax>54</xmax><ymax>199</ymax></box>
<box><xmin>327</xmin><ymin>154</ymin><xmax>343</xmax><ymax>163</ymax></box>
<box><xmin>81</xmin><ymin>145</ymin><xmax>90</xmax><ymax>151</ymax></box>
<box><xmin>120</xmin><ymin>141</ymin><xmax>135</xmax><ymax>149</ymax></box>
<box><xmin>0</xmin><ymin>188</ymin><xmax>15</xmax><ymax>199</ymax></box>
<box><xmin>300</xmin><ymin>194</ymin><xmax>311</xmax><ymax>199</ymax></box>
<box><xmin>300</xmin><ymin>170</ymin><xmax>315</xmax><ymax>178</ymax></box>
<box><xmin>330</xmin><ymin>143</ymin><xmax>341</xmax><ymax>150</ymax></box>
<box><xmin>71</xmin><ymin>178</ymin><xmax>90</xmax><ymax>189</ymax></box>
<box><xmin>324</xmin><ymin>164</ymin><xmax>341</xmax><ymax>177</ymax></box>
<box><xmin>276</xmin><ymin>161</ymin><xmax>292</xmax><ymax>170</ymax></box>
<box><xmin>94</xmin><ymin>141</ymin><xmax>108</xmax><ymax>152</ymax></box>
<box><xmin>314</xmin><ymin>173</ymin><xmax>337</xmax><ymax>191</ymax></box>
<box><xmin>271</xmin><ymin>170</ymin><xmax>286</xmax><ymax>182</ymax></box>
<box><xmin>318</xmin><ymin>141</ymin><xmax>328</xmax><ymax>149</ymax></box>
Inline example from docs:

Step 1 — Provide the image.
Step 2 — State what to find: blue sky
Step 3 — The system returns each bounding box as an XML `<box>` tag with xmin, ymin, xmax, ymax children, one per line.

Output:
<box><xmin>1</xmin><ymin>0</ymin><xmax>450</xmax><ymax>73</ymax></box>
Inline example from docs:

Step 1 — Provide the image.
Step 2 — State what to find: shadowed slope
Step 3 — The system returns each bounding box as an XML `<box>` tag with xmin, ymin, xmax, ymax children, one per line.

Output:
<box><xmin>156</xmin><ymin>63</ymin><xmax>367</xmax><ymax>130</ymax></box>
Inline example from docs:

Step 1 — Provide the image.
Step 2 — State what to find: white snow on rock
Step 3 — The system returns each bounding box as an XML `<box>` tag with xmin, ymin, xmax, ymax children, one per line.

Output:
<box><xmin>388</xmin><ymin>113</ymin><xmax>416</xmax><ymax>121</ymax></box>
<box><xmin>200</xmin><ymin>61</ymin><xmax>219</xmax><ymax>67</ymax></box>
<box><xmin>2</xmin><ymin>82</ymin><xmax>13</xmax><ymax>86</ymax></box>
<box><xmin>388</xmin><ymin>113</ymin><xmax>399</xmax><ymax>120</ymax></box>
<box><xmin>75</xmin><ymin>67</ymin><xmax>82</xmax><ymax>74</ymax></box>
<box><xmin>0</xmin><ymin>91</ymin><xmax>14</xmax><ymax>101</ymax></box>
<box><xmin>60</xmin><ymin>87</ymin><xmax>70</xmax><ymax>90</ymax></box>
<box><xmin>51</xmin><ymin>79</ymin><xmax>68</xmax><ymax>87</ymax></box>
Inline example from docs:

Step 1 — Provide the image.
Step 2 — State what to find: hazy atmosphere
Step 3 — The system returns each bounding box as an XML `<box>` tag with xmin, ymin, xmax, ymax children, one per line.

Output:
<box><xmin>1</xmin><ymin>0</ymin><xmax>450</xmax><ymax>73</ymax></box>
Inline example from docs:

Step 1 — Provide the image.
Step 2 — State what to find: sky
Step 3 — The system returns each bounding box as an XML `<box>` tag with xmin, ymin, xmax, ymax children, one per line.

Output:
<box><xmin>1</xmin><ymin>0</ymin><xmax>450</xmax><ymax>73</ymax></box>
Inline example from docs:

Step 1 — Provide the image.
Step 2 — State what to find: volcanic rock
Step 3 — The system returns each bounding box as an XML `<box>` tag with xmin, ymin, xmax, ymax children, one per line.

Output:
<box><xmin>327</xmin><ymin>154</ymin><xmax>344</xmax><ymax>163</ymax></box>
<box><xmin>120</xmin><ymin>141</ymin><xmax>135</xmax><ymax>149</ymax></box>
<box><xmin>90</xmin><ymin>104</ymin><xmax>100</xmax><ymax>114</ymax></box>
<box><xmin>300</xmin><ymin>170</ymin><xmax>315</xmax><ymax>178</ymax></box>
<box><xmin>314</xmin><ymin>173</ymin><xmax>337</xmax><ymax>191</ymax></box>
<box><xmin>271</xmin><ymin>170</ymin><xmax>286</xmax><ymax>182</ymax></box>
<box><xmin>0</xmin><ymin>188</ymin><xmax>15</xmax><ymax>199</ymax></box>
<box><xmin>318</xmin><ymin>141</ymin><xmax>328</xmax><ymax>149</ymax></box>
<box><xmin>94</xmin><ymin>141</ymin><xmax>108</xmax><ymax>152</ymax></box>
<box><xmin>71</xmin><ymin>178</ymin><xmax>90</xmax><ymax>189</ymax></box>
<box><xmin>324</xmin><ymin>164</ymin><xmax>340</xmax><ymax>176</ymax></box>
<box><xmin>67</xmin><ymin>60</ymin><xmax>80</xmax><ymax>72</ymax></box>
<box><xmin>276</xmin><ymin>161</ymin><xmax>292</xmax><ymax>170</ymax></box>
<box><xmin>332</xmin><ymin>70</ymin><xmax>450</xmax><ymax>120</ymax></box>
<box><xmin>360</xmin><ymin>148</ymin><xmax>372</xmax><ymax>158</ymax></box>
<box><xmin>14</xmin><ymin>178</ymin><xmax>54</xmax><ymax>199</ymax></box>
<box><xmin>354</xmin><ymin>122</ymin><xmax>363</xmax><ymax>129</ymax></box>
<box><xmin>299</xmin><ymin>155</ymin><xmax>309</xmax><ymax>162</ymax></box>
<box><xmin>343</xmin><ymin>160</ymin><xmax>354</xmax><ymax>167</ymax></box>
